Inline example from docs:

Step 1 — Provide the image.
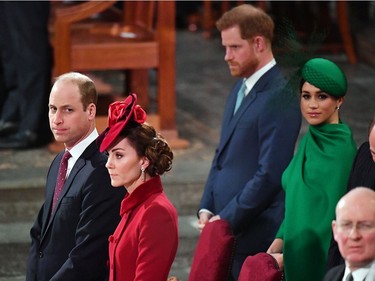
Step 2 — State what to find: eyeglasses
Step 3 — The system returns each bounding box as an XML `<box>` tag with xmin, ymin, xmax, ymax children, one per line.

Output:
<box><xmin>336</xmin><ymin>221</ymin><xmax>375</xmax><ymax>235</ymax></box>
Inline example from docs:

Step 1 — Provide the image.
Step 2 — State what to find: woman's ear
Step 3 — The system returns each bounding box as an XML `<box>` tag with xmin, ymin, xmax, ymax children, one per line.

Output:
<box><xmin>337</xmin><ymin>97</ymin><xmax>345</xmax><ymax>109</ymax></box>
<box><xmin>140</xmin><ymin>157</ymin><xmax>150</xmax><ymax>169</ymax></box>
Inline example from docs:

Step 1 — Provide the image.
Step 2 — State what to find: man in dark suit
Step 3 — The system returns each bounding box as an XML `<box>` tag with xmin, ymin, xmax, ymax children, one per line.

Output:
<box><xmin>323</xmin><ymin>187</ymin><xmax>375</xmax><ymax>281</ymax></box>
<box><xmin>197</xmin><ymin>4</ymin><xmax>301</xmax><ymax>280</ymax></box>
<box><xmin>26</xmin><ymin>72</ymin><xmax>125</xmax><ymax>281</ymax></box>
<box><xmin>327</xmin><ymin>116</ymin><xmax>375</xmax><ymax>269</ymax></box>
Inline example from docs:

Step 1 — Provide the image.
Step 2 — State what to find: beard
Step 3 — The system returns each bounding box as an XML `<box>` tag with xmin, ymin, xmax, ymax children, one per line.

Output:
<box><xmin>228</xmin><ymin>56</ymin><xmax>259</xmax><ymax>78</ymax></box>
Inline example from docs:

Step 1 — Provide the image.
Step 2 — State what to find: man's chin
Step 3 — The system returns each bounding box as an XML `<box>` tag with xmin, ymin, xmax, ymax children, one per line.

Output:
<box><xmin>229</xmin><ymin>70</ymin><xmax>240</xmax><ymax>77</ymax></box>
<box><xmin>53</xmin><ymin>135</ymin><xmax>66</xmax><ymax>143</ymax></box>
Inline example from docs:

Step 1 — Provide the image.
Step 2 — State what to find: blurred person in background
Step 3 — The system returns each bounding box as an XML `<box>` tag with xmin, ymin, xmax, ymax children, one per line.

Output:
<box><xmin>0</xmin><ymin>2</ymin><xmax>52</xmax><ymax>149</ymax></box>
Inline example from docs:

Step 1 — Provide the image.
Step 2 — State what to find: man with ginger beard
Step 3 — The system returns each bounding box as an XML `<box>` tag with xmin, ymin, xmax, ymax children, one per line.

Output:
<box><xmin>197</xmin><ymin>4</ymin><xmax>301</xmax><ymax>280</ymax></box>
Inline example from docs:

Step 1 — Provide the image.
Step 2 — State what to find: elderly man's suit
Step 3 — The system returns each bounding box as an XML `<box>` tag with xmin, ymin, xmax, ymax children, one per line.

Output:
<box><xmin>199</xmin><ymin>65</ymin><xmax>301</xmax><ymax>278</ymax></box>
<box><xmin>323</xmin><ymin>265</ymin><xmax>345</xmax><ymax>281</ymax></box>
<box><xmin>26</xmin><ymin>141</ymin><xmax>125</xmax><ymax>281</ymax></box>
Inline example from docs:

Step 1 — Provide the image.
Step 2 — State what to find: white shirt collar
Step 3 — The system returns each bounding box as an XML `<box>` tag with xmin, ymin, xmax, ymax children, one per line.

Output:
<box><xmin>343</xmin><ymin>261</ymin><xmax>375</xmax><ymax>281</ymax></box>
<box><xmin>65</xmin><ymin>129</ymin><xmax>99</xmax><ymax>177</ymax></box>
<box><xmin>365</xmin><ymin>261</ymin><xmax>375</xmax><ymax>281</ymax></box>
<box><xmin>243</xmin><ymin>58</ymin><xmax>276</xmax><ymax>96</ymax></box>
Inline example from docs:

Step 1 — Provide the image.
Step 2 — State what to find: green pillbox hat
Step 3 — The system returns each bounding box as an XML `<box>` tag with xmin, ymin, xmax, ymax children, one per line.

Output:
<box><xmin>301</xmin><ymin>58</ymin><xmax>347</xmax><ymax>97</ymax></box>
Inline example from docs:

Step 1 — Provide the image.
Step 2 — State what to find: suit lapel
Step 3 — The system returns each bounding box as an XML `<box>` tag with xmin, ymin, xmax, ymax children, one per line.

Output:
<box><xmin>217</xmin><ymin>66</ymin><xmax>279</xmax><ymax>157</ymax></box>
<box><xmin>46</xmin><ymin>158</ymin><xmax>86</xmax><ymax>228</ymax></box>
<box><xmin>218</xmin><ymin>89</ymin><xmax>258</xmax><ymax>154</ymax></box>
<box><xmin>41</xmin><ymin>153</ymin><xmax>62</xmax><ymax>234</ymax></box>
<box><xmin>41</xmin><ymin>141</ymin><xmax>98</xmax><ymax>239</ymax></box>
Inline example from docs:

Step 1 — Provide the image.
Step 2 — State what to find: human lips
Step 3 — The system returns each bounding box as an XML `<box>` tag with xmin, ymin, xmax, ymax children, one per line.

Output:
<box><xmin>347</xmin><ymin>244</ymin><xmax>364</xmax><ymax>253</ymax></box>
<box><xmin>228</xmin><ymin>62</ymin><xmax>237</xmax><ymax>69</ymax></box>
<box><xmin>52</xmin><ymin>127</ymin><xmax>68</xmax><ymax>135</ymax></box>
<box><xmin>307</xmin><ymin>112</ymin><xmax>320</xmax><ymax>118</ymax></box>
<box><xmin>109</xmin><ymin>173</ymin><xmax>118</xmax><ymax>179</ymax></box>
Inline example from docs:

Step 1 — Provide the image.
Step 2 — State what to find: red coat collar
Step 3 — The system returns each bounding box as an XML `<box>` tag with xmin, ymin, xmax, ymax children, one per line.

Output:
<box><xmin>120</xmin><ymin>176</ymin><xmax>163</xmax><ymax>216</ymax></box>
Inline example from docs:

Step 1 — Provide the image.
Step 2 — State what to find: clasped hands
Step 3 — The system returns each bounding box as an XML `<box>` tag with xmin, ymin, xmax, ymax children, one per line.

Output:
<box><xmin>197</xmin><ymin>211</ymin><xmax>220</xmax><ymax>232</ymax></box>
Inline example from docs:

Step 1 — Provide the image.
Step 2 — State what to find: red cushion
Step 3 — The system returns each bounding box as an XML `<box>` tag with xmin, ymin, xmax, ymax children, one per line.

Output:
<box><xmin>188</xmin><ymin>220</ymin><xmax>235</xmax><ymax>281</ymax></box>
<box><xmin>238</xmin><ymin>253</ymin><xmax>284</xmax><ymax>281</ymax></box>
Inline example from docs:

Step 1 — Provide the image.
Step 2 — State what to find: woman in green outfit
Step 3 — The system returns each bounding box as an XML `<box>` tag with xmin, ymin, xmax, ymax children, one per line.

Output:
<box><xmin>267</xmin><ymin>58</ymin><xmax>357</xmax><ymax>281</ymax></box>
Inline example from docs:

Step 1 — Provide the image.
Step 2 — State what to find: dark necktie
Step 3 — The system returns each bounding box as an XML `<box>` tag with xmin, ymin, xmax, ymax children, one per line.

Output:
<box><xmin>51</xmin><ymin>151</ymin><xmax>71</xmax><ymax>213</ymax></box>
<box><xmin>346</xmin><ymin>272</ymin><xmax>353</xmax><ymax>281</ymax></box>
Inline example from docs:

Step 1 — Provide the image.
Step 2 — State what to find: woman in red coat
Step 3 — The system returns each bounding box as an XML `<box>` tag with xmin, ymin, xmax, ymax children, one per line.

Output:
<box><xmin>99</xmin><ymin>93</ymin><xmax>178</xmax><ymax>281</ymax></box>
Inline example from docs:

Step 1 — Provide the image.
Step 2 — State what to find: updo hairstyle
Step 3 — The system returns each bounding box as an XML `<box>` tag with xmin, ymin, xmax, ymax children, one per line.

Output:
<box><xmin>120</xmin><ymin>121</ymin><xmax>173</xmax><ymax>177</ymax></box>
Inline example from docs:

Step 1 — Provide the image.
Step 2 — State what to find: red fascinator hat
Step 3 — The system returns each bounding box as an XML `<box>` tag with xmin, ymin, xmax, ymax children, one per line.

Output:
<box><xmin>98</xmin><ymin>93</ymin><xmax>147</xmax><ymax>152</ymax></box>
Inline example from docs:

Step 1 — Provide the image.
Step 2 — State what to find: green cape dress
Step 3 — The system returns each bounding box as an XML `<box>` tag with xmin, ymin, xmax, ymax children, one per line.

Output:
<box><xmin>276</xmin><ymin>122</ymin><xmax>357</xmax><ymax>281</ymax></box>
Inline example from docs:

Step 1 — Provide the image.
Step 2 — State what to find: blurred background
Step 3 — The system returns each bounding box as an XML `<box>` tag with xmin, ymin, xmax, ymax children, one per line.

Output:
<box><xmin>0</xmin><ymin>1</ymin><xmax>374</xmax><ymax>280</ymax></box>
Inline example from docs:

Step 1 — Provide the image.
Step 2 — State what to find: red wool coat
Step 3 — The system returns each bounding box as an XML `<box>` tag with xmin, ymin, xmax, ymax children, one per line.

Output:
<box><xmin>108</xmin><ymin>176</ymin><xmax>178</xmax><ymax>281</ymax></box>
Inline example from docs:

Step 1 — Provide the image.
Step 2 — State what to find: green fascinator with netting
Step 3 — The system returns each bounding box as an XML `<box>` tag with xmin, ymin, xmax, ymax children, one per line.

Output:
<box><xmin>301</xmin><ymin>58</ymin><xmax>347</xmax><ymax>97</ymax></box>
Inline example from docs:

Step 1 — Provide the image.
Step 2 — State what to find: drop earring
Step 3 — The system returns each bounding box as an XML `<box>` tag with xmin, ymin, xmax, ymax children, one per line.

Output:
<box><xmin>141</xmin><ymin>167</ymin><xmax>145</xmax><ymax>182</ymax></box>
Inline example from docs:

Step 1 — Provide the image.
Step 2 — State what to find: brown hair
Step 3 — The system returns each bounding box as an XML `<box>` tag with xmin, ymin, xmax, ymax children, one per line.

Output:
<box><xmin>216</xmin><ymin>4</ymin><xmax>274</xmax><ymax>42</ymax></box>
<box><xmin>120</xmin><ymin>122</ymin><xmax>173</xmax><ymax>177</ymax></box>
<box><xmin>55</xmin><ymin>72</ymin><xmax>98</xmax><ymax>110</ymax></box>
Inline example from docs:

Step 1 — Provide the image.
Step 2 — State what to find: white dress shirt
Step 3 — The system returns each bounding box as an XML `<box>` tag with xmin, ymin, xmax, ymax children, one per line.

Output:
<box><xmin>65</xmin><ymin>129</ymin><xmax>99</xmax><ymax>178</ymax></box>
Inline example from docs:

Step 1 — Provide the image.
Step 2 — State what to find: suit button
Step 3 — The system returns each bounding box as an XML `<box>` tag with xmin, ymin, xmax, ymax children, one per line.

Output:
<box><xmin>39</xmin><ymin>251</ymin><xmax>43</xmax><ymax>258</ymax></box>
<box><xmin>217</xmin><ymin>164</ymin><xmax>222</xmax><ymax>170</ymax></box>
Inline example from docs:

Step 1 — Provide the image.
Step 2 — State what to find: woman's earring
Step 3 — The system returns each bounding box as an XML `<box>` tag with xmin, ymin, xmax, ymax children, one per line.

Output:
<box><xmin>141</xmin><ymin>167</ymin><xmax>145</xmax><ymax>182</ymax></box>
<box><xmin>336</xmin><ymin>106</ymin><xmax>340</xmax><ymax>110</ymax></box>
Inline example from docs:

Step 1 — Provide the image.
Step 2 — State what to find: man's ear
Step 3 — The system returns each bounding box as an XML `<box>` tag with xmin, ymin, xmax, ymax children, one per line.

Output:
<box><xmin>332</xmin><ymin>220</ymin><xmax>338</xmax><ymax>241</ymax></box>
<box><xmin>253</xmin><ymin>36</ymin><xmax>266</xmax><ymax>52</ymax></box>
<box><xmin>87</xmin><ymin>103</ymin><xmax>96</xmax><ymax>120</ymax></box>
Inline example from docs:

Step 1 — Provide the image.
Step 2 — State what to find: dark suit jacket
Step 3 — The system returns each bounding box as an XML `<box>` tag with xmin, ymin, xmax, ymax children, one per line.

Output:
<box><xmin>199</xmin><ymin>66</ymin><xmax>301</xmax><ymax>259</ymax></box>
<box><xmin>323</xmin><ymin>264</ymin><xmax>345</xmax><ymax>281</ymax></box>
<box><xmin>327</xmin><ymin>141</ymin><xmax>375</xmax><ymax>269</ymax></box>
<box><xmin>26</xmin><ymin>140</ymin><xmax>125</xmax><ymax>281</ymax></box>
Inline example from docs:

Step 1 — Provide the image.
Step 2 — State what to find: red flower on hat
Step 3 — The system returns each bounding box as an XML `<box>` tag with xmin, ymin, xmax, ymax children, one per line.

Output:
<box><xmin>133</xmin><ymin>105</ymin><xmax>147</xmax><ymax>124</ymax></box>
<box><xmin>107</xmin><ymin>97</ymin><xmax>146</xmax><ymax>128</ymax></box>
<box><xmin>108</xmin><ymin>100</ymin><xmax>130</xmax><ymax>127</ymax></box>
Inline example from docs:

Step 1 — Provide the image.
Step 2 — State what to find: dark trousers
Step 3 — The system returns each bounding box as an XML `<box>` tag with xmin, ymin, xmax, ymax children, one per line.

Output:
<box><xmin>0</xmin><ymin>2</ymin><xmax>52</xmax><ymax>135</ymax></box>
<box><xmin>230</xmin><ymin>253</ymin><xmax>248</xmax><ymax>281</ymax></box>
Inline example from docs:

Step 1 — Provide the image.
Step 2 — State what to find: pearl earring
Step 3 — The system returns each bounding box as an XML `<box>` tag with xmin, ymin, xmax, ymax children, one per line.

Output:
<box><xmin>141</xmin><ymin>167</ymin><xmax>145</xmax><ymax>182</ymax></box>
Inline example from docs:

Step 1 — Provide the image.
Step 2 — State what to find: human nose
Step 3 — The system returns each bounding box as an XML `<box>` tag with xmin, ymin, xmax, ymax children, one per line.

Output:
<box><xmin>308</xmin><ymin>97</ymin><xmax>318</xmax><ymax>108</ymax></box>
<box><xmin>224</xmin><ymin>48</ymin><xmax>232</xmax><ymax>61</ymax></box>
<box><xmin>348</xmin><ymin>225</ymin><xmax>362</xmax><ymax>239</ymax></box>
<box><xmin>105</xmin><ymin>156</ymin><xmax>113</xmax><ymax>170</ymax></box>
<box><xmin>52</xmin><ymin>110</ymin><xmax>63</xmax><ymax>124</ymax></box>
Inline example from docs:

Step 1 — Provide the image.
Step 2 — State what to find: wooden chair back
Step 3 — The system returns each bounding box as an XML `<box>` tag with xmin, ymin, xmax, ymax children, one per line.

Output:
<box><xmin>51</xmin><ymin>1</ymin><xmax>181</xmax><ymax>143</ymax></box>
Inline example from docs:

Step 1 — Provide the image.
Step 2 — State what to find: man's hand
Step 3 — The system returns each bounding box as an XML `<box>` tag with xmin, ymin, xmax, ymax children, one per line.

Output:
<box><xmin>208</xmin><ymin>215</ymin><xmax>221</xmax><ymax>222</ymax></box>
<box><xmin>197</xmin><ymin>211</ymin><xmax>214</xmax><ymax>231</ymax></box>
